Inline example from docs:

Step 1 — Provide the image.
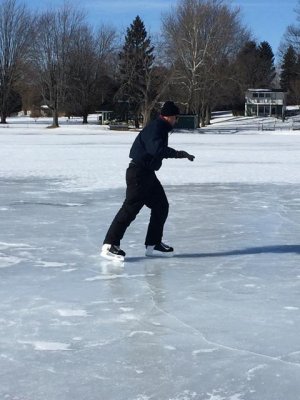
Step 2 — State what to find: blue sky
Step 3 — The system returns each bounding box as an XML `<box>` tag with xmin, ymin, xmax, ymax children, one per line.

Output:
<box><xmin>29</xmin><ymin>0</ymin><xmax>299</xmax><ymax>56</ymax></box>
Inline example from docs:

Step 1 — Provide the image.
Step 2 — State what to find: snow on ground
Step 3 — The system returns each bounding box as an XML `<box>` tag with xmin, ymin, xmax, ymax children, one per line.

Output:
<box><xmin>0</xmin><ymin>115</ymin><xmax>300</xmax><ymax>400</ymax></box>
<box><xmin>1</xmin><ymin>114</ymin><xmax>300</xmax><ymax>191</ymax></box>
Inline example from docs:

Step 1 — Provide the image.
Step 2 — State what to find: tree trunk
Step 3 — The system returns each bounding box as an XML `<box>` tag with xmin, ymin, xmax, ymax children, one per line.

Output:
<box><xmin>0</xmin><ymin>112</ymin><xmax>7</xmax><ymax>124</ymax></box>
<box><xmin>200</xmin><ymin>106</ymin><xmax>206</xmax><ymax>127</ymax></box>
<box><xmin>142</xmin><ymin>108</ymin><xmax>151</xmax><ymax>127</ymax></box>
<box><xmin>205</xmin><ymin>105</ymin><xmax>211</xmax><ymax>125</ymax></box>
<box><xmin>52</xmin><ymin>108</ymin><xmax>59</xmax><ymax>128</ymax></box>
<box><xmin>82</xmin><ymin>114</ymin><xmax>88</xmax><ymax>124</ymax></box>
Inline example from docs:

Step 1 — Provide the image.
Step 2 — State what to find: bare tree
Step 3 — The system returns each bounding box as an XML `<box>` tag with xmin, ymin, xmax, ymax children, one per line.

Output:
<box><xmin>0</xmin><ymin>0</ymin><xmax>34</xmax><ymax>123</ymax></box>
<box><xmin>140</xmin><ymin>63</ymin><xmax>172</xmax><ymax>126</ymax></box>
<box><xmin>65</xmin><ymin>24</ymin><xmax>117</xmax><ymax>124</ymax></box>
<box><xmin>162</xmin><ymin>0</ymin><xmax>249</xmax><ymax>125</ymax></box>
<box><xmin>288</xmin><ymin>1</ymin><xmax>300</xmax><ymax>47</ymax></box>
<box><xmin>15</xmin><ymin>61</ymin><xmax>42</xmax><ymax>116</ymax></box>
<box><xmin>278</xmin><ymin>1</ymin><xmax>300</xmax><ymax>61</ymax></box>
<box><xmin>32</xmin><ymin>4</ymin><xmax>84</xmax><ymax>127</ymax></box>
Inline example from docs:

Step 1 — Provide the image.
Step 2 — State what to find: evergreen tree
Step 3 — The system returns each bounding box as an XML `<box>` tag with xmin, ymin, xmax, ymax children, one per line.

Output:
<box><xmin>230</xmin><ymin>40</ymin><xmax>276</xmax><ymax>114</ymax></box>
<box><xmin>118</xmin><ymin>15</ymin><xmax>155</xmax><ymax>127</ymax></box>
<box><xmin>257</xmin><ymin>41</ymin><xmax>276</xmax><ymax>87</ymax></box>
<box><xmin>230</xmin><ymin>41</ymin><xmax>259</xmax><ymax>112</ymax></box>
<box><xmin>234</xmin><ymin>40</ymin><xmax>275</xmax><ymax>89</ymax></box>
<box><xmin>280</xmin><ymin>45</ymin><xmax>298</xmax><ymax>91</ymax></box>
<box><xmin>280</xmin><ymin>45</ymin><xmax>300</xmax><ymax>104</ymax></box>
<box><xmin>234</xmin><ymin>41</ymin><xmax>260</xmax><ymax>88</ymax></box>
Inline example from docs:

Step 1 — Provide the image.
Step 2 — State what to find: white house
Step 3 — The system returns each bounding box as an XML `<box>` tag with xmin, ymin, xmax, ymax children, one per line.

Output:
<box><xmin>245</xmin><ymin>89</ymin><xmax>287</xmax><ymax>118</ymax></box>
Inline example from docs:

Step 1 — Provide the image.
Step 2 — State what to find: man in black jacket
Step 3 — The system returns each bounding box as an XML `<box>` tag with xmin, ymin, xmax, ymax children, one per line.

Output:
<box><xmin>101</xmin><ymin>101</ymin><xmax>195</xmax><ymax>261</ymax></box>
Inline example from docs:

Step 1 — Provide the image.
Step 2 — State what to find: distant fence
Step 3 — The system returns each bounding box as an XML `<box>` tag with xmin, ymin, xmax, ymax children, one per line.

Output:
<box><xmin>199</xmin><ymin>118</ymin><xmax>300</xmax><ymax>134</ymax></box>
<box><xmin>109</xmin><ymin>123</ymin><xmax>129</xmax><ymax>131</ymax></box>
<box><xmin>260</xmin><ymin>120</ymin><xmax>300</xmax><ymax>131</ymax></box>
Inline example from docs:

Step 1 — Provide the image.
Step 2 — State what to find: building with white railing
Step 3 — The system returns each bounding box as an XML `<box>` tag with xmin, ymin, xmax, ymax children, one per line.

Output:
<box><xmin>245</xmin><ymin>89</ymin><xmax>287</xmax><ymax>118</ymax></box>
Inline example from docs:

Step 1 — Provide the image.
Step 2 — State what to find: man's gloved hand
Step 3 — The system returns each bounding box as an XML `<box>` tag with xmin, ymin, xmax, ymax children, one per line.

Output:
<box><xmin>176</xmin><ymin>150</ymin><xmax>195</xmax><ymax>161</ymax></box>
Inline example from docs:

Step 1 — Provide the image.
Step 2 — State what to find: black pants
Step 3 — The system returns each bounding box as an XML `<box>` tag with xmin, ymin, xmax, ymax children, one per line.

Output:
<box><xmin>103</xmin><ymin>164</ymin><xmax>169</xmax><ymax>246</ymax></box>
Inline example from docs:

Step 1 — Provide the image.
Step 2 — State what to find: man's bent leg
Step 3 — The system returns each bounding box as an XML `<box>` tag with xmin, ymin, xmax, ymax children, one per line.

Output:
<box><xmin>103</xmin><ymin>199</ymin><xmax>143</xmax><ymax>245</ymax></box>
<box><xmin>103</xmin><ymin>165</ymin><xmax>144</xmax><ymax>245</ymax></box>
<box><xmin>144</xmin><ymin>178</ymin><xmax>169</xmax><ymax>246</ymax></box>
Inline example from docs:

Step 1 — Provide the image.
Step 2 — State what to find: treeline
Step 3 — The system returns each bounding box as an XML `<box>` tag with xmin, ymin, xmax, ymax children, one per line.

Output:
<box><xmin>0</xmin><ymin>0</ymin><xmax>296</xmax><ymax>127</ymax></box>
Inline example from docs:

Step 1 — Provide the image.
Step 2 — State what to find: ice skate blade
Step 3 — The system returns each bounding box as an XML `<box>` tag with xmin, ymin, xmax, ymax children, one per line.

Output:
<box><xmin>100</xmin><ymin>251</ymin><xmax>125</xmax><ymax>262</ymax></box>
<box><xmin>145</xmin><ymin>251</ymin><xmax>174</xmax><ymax>258</ymax></box>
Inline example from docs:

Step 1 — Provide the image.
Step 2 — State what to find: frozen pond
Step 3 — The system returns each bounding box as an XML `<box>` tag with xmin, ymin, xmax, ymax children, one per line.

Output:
<box><xmin>1</xmin><ymin>175</ymin><xmax>300</xmax><ymax>400</ymax></box>
<box><xmin>1</xmin><ymin>122</ymin><xmax>300</xmax><ymax>399</ymax></box>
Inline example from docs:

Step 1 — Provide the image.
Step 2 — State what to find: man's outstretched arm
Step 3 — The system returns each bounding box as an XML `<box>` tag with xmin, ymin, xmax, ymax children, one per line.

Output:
<box><xmin>175</xmin><ymin>150</ymin><xmax>195</xmax><ymax>161</ymax></box>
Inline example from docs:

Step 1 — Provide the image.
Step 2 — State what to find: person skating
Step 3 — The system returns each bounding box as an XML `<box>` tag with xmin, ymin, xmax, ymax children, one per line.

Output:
<box><xmin>101</xmin><ymin>101</ymin><xmax>195</xmax><ymax>261</ymax></box>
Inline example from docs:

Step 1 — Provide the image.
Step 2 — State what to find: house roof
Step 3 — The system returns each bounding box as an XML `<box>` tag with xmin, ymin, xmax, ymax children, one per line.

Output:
<box><xmin>247</xmin><ymin>88</ymin><xmax>286</xmax><ymax>93</ymax></box>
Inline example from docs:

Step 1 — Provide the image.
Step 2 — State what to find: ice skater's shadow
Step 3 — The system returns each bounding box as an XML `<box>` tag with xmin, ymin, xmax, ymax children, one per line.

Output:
<box><xmin>125</xmin><ymin>245</ymin><xmax>300</xmax><ymax>262</ymax></box>
<box><xmin>174</xmin><ymin>244</ymin><xmax>300</xmax><ymax>258</ymax></box>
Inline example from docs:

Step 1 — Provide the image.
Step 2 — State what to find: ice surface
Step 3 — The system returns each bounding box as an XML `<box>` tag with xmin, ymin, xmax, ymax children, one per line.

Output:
<box><xmin>0</xmin><ymin>118</ymin><xmax>300</xmax><ymax>400</ymax></box>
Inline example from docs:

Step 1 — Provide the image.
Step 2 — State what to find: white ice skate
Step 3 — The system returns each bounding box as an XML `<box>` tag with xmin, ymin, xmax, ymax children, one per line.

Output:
<box><xmin>101</xmin><ymin>244</ymin><xmax>126</xmax><ymax>262</ymax></box>
<box><xmin>145</xmin><ymin>242</ymin><xmax>174</xmax><ymax>257</ymax></box>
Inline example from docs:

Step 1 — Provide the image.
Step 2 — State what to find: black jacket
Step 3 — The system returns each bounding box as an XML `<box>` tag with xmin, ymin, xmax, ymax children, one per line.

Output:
<box><xmin>129</xmin><ymin>117</ymin><xmax>177</xmax><ymax>171</ymax></box>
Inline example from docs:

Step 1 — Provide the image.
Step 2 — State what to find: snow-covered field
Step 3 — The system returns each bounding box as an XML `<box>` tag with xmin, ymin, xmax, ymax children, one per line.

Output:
<box><xmin>0</xmin><ymin>115</ymin><xmax>300</xmax><ymax>400</ymax></box>
<box><xmin>1</xmin><ymin>114</ymin><xmax>300</xmax><ymax>190</ymax></box>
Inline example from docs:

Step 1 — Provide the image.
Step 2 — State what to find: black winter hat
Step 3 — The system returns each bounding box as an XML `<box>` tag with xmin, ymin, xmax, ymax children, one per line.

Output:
<box><xmin>160</xmin><ymin>101</ymin><xmax>180</xmax><ymax>116</ymax></box>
